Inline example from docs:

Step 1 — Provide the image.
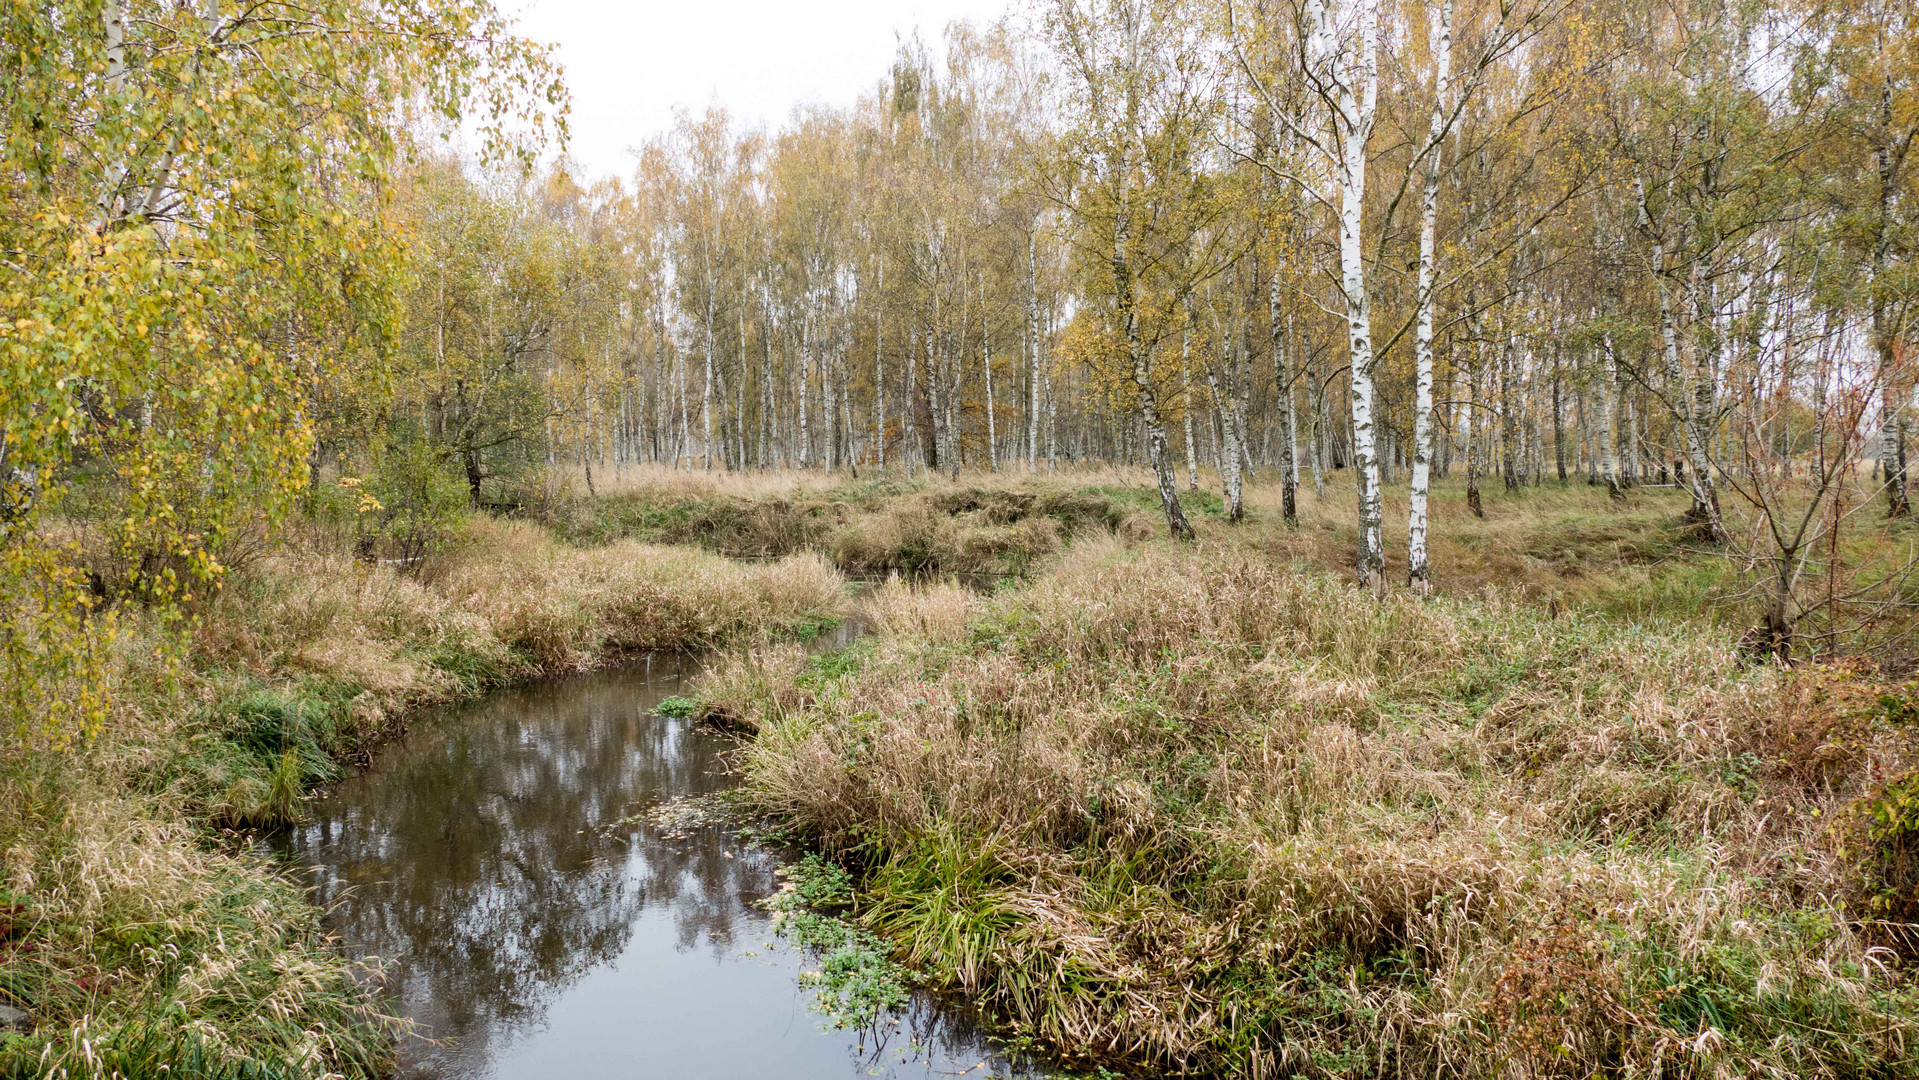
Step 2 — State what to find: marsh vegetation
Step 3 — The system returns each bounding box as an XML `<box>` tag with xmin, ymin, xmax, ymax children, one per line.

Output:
<box><xmin>7</xmin><ymin>0</ymin><xmax>1919</xmax><ymax>1073</ymax></box>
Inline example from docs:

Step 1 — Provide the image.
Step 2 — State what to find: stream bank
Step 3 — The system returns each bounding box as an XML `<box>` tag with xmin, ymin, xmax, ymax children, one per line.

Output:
<box><xmin>277</xmin><ymin>645</ymin><xmax>1042</xmax><ymax>1080</ymax></box>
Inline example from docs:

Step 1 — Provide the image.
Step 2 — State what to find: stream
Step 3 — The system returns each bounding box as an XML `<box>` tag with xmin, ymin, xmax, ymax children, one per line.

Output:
<box><xmin>275</xmin><ymin>636</ymin><xmax>1042</xmax><ymax>1080</ymax></box>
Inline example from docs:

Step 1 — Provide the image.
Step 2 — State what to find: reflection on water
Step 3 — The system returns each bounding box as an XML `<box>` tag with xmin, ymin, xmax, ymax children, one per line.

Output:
<box><xmin>277</xmin><ymin>652</ymin><xmax>1039</xmax><ymax>1080</ymax></box>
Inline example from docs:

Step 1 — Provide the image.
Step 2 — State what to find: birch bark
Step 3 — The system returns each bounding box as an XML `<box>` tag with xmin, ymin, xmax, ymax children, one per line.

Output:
<box><xmin>1026</xmin><ymin>232</ymin><xmax>1042</xmax><ymax>471</ymax></box>
<box><xmin>1637</xmin><ymin>175</ymin><xmax>1725</xmax><ymax>539</ymax></box>
<box><xmin>1270</xmin><ymin>275</ymin><xmax>1297</xmax><ymax>524</ymax></box>
<box><xmin>1318</xmin><ymin>0</ymin><xmax>1384</xmax><ymax>588</ymax></box>
<box><xmin>1407</xmin><ymin>0</ymin><xmax>1451</xmax><ymax>593</ymax></box>
<box><xmin>875</xmin><ymin>261</ymin><xmax>886</xmax><ymax>474</ymax></box>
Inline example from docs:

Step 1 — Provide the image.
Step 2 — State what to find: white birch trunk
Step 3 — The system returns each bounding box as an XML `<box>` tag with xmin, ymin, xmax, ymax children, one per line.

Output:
<box><xmin>1026</xmin><ymin>232</ymin><xmax>1042</xmax><ymax>472</ymax></box>
<box><xmin>96</xmin><ymin>0</ymin><xmax>129</xmax><ymax>225</ymax></box>
<box><xmin>1407</xmin><ymin>0</ymin><xmax>1451</xmax><ymax>594</ymax></box>
<box><xmin>983</xmin><ymin>300</ymin><xmax>997</xmax><ymax>471</ymax></box>
<box><xmin>797</xmin><ymin>313</ymin><xmax>811</xmax><ymax>469</ymax></box>
<box><xmin>906</xmin><ymin>325</ymin><xmax>919</xmax><ymax>476</ymax></box>
<box><xmin>1271</xmin><ymin>276</ymin><xmax>1298</xmax><ymax>523</ymax></box>
<box><xmin>1182</xmin><ymin>328</ymin><xmax>1199</xmax><ymax>490</ymax></box>
<box><xmin>1637</xmin><ymin>174</ymin><xmax>1724</xmax><ymax>539</ymax></box>
<box><xmin>875</xmin><ymin>261</ymin><xmax>885</xmax><ymax>474</ymax></box>
<box><xmin>1335</xmin><ymin>0</ymin><xmax>1384</xmax><ymax>589</ymax></box>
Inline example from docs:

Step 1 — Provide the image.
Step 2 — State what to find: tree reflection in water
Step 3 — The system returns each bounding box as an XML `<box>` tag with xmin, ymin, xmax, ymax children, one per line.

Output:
<box><xmin>278</xmin><ymin>654</ymin><xmax>1037</xmax><ymax>1080</ymax></box>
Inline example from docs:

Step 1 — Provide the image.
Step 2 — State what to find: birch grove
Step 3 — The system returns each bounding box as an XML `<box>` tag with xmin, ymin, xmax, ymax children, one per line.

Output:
<box><xmin>360</xmin><ymin>0</ymin><xmax>1896</xmax><ymax>629</ymax></box>
<box><xmin>14</xmin><ymin>0</ymin><xmax>1916</xmax><ymax>653</ymax></box>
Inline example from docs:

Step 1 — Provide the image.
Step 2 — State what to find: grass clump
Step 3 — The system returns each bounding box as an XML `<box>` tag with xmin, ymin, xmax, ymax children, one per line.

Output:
<box><xmin>655</xmin><ymin>695</ymin><xmax>700</xmax><ymax>719</ymax></box>
<box><xmin>0</xmin><ymin>761</ymin><xmax>393</xmax><ymax>1078</ymax></box>
<box><xmin>722</xmin><ymin>539</ymin><xmax>1919</xmax><ymax>1078</ymax></box>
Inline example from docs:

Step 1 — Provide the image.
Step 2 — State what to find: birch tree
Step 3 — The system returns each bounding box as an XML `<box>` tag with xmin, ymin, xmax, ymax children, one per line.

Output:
<box><xmin>1406</xmin><ymin>0</ymin><xmax>1453</xmax><ymax>593</ymax></box>
<box><xmin>1046</xmin><ymin>0</ymin><xmax>1231</xmax><ymax>540</ymax></box>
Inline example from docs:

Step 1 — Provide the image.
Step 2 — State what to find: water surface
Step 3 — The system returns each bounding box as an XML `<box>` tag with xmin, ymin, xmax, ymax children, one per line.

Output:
<box><xmin>279</xmin><ymin>650</ymin><xmax>1038</xmax><ymax>1080</ymax></box>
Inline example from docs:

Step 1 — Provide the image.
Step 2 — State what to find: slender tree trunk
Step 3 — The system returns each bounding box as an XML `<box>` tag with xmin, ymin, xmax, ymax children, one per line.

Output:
<box><xmin>983</xmin><ymin>298</ymin><xmax>997</xmax><ymax>471</ymax></box>
<box><xmin>760</xmin><ymin>312</ymin><xmax>772</xmax><ymax>467</ymax></box>
<box><xmin>1317</xmin><ymin>0</ymin><xmax>1384</xmax><ymax>588</ymax></box>
<box><xmin>96</xmin><ymin>0</ymin><xmax>130</xmax><ymax>225</ymax></box>
<box><xmin>1026</xmin><ymin>232</ymin><xmax>1042</xmax><ymax>472</ymax></box>
<box><xmin>946</xmin><ymin>331</ymin><xmax>961</xmax><ymax>480</ymax></box>
<box><xmin>1233</xmin><ymin>282</ymin><xmax>1256</xmax><ymax>484</ymax></box>
<box><xmin>1308</xmin><ymin>354</ymin><xmax>1326</xmax><ymax>497</ymax></box>
<box><xmin>1115</xmin><ymin>214</ymin><xmax>1193</xmax><ymax>539</ymax></box>
<box><xmin>1551</xmin><ymin>344</ymin><xmax>1567</xmax><ymax>484</ymax></box>
<box><xmin>1627</xmin><ymin>377</ymin><xmax>1642</xmax><ymax>483</ymax></box>
<box><xmin>1874</xmin><ymin>114</ymin><xmax>1909</xmax><ymax>516</ymax></box>
<box><xmin>1045</xmin><ymin>320</ymin><xmax>1058</xmax><ymax>471</ymax></box>
<box><xmin>824</xmin><ymin>330</ymin><xmax>837</xmax><ymax>471</ymax></box>
<box><xmin>1464</xmin><ymin>328</ymin><xmax>1483</xmax><ymax>518</ymax></box>
<box><xmin>906</xmin><ymin>324</ymin><xmax>920</xmax><ymax>476</ymax></box>
<box><xmin>735</xmin><ymin>311</ymin><xmax>748</xmax><ymax>470</ymax></box>
<box><xmin>875</xmin><ymin>262</ymin><xmax>885</xmax><ymax>475</ymax></box>
<box><xmin>926</xmin><ymin>328</ymin><xmax>945</xmax><ymax>475</ymax></box>
<box><xmin>840</xmin><ymin>352</ymin><xmax>855</xmax><ymax>474</ymax></box>
<box><xmin>1497</xmin><ymin>333</ymin><xmax>1518</xmax><ymax>492</ymax></box>
<box><xmin>1407</xmin><ymin>0</ymin><xmax>1450</xmax><ymax>592</ymax></box>
<box><xmin>1272</xmin><ymin>279</ymin><xmax>1298</xmax><ymax>525</ymax></box>
<box><xmin>1592</xmin><ymin>339</ymin><xmax>1617</xmax><ymax>499</ymax></box>
<box><xmin>1638</xmin><ymin>175</ymin><xmax>1725</xmax><ymax>539</ymax></box>
<box><xmin>1205</xmin><ymin>317</ymin><xmax>1244</xmax><ymax>522</ymax></box>
<box><xmin>797</xmin><ymin>315</ymin><xmax>812</xmax><ymax>469</ymax></box>
<box><xmin>1182</xmin><ymin>328</ymin><xmax>1200</xmax><ymax>490</ymax></box>
<box><xmin>702</xmin><ymin>299</ymin><xmax>716</xmax><ymax>471</ymax></box>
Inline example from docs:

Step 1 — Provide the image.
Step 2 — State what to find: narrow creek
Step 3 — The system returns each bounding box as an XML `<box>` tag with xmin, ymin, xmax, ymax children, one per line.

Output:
<box><xmin>275</xmin><ymin>631</ymin><xmax>1041</xmax><ymax>1080</ymax></box>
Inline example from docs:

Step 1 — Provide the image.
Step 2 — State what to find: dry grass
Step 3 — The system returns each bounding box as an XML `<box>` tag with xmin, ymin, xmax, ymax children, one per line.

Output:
<box><xmin>558</xmin><ymin>463</ymin><xmax>1742</xmax><ymax>629</ymax></box>
<box><xmin>722</xmin><ymin>536</ymin><xmax>1919</xmax><ymax>1078</ymax></box>
<box><xmin>0</xmin><ymin>770</ymin><xmax>389</xmax><ymax>1078</ymax></box>
<box><xmin>565</xmin><ymin>460</ymin><xmax>848</xmax><ymax>499</ymax></box>
<box><xmin>200</xmin><ymin>516</ymin><xmax>845</xmax><ymax>705</ymax></box>
<box><xmin>859</xmin><ymin>579</ymin><xmax>980</xmax><ymax>644</ymax></box>
<box><xmin>551</xmin><ymin>467</ymin><xmax>1201</xmax><ymax>580</ymax></box>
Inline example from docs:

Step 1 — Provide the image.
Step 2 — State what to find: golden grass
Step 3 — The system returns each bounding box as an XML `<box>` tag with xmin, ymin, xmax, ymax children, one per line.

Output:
<box><xmin>725</xmin><ymin>535</ymin><xmax>1919</xmax><ymax>1077</ymax></box>
<box><xmin>858</xmin><ymin>579</ymin><xmax>980</xmax><ymax>644</ymax></box>
<box><xmin>560</xmin><ymin>461</ymin><xmax>1741</xmax><ymax>629</ymax></box>
<box><xmin>201</xmin><ymin>516</ymin><xmax>846</xmax><ymax>708</ymax></box>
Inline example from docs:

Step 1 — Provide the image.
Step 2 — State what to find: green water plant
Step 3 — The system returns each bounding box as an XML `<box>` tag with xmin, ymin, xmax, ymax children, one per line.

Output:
<box><xmin>764</xmin><ymin>856</ymin><xmax>914</xmax><ymax>1029</ymax></box>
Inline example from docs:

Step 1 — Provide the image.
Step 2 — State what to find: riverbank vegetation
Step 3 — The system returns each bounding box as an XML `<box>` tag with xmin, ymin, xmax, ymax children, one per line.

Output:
<box><xmin>711</xmin><ymin>527</ymin><xmax>1919</xmax><ymax>1077</ymax></box>
<box><xmin>0</xmin><ymin>513</ymin><xmax>845</xmax><ymax>1076</ymax></box>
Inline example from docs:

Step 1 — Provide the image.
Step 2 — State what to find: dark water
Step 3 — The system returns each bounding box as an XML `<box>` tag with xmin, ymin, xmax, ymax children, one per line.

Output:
<box><xmin>277</xmin><ymin>646</ymin><xmax>1040</xmax><ymax>1080</ymax></box>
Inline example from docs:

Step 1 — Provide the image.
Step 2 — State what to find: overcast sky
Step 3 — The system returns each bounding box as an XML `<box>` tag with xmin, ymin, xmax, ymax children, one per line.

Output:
<box><xmin>507</xmin><ymin>0</ymin><xmax>1016</xmax><ymax>181</ymax></box>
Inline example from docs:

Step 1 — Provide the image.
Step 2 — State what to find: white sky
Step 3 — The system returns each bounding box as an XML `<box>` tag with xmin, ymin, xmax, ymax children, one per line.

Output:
<box><xmin>508</xmin><ymin>0</ymin><xmax>1017</xmax><ymax>181</ymax></box>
